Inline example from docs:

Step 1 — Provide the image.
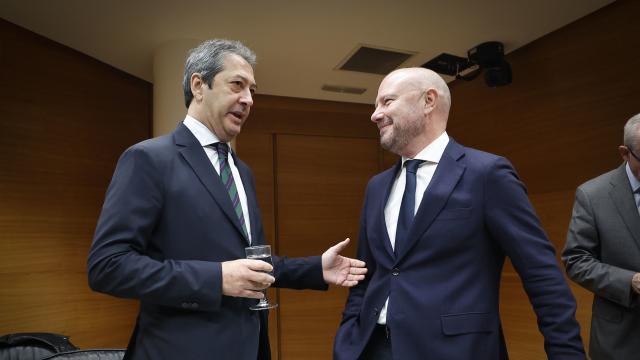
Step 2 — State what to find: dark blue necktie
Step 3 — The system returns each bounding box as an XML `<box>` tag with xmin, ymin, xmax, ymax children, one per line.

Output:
<box><xmin>395</xmin><ymin>159</ymin><xmax>424</xmax><ymax>255</ymax></box>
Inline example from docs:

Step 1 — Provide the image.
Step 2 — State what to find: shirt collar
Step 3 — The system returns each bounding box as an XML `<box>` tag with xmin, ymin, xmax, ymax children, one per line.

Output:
<box><xmin>625</xmin><ymin>162</ymin><xmax>640</xmax><ymax>193</ymax></box>
<box><xmin>402</xmin><ymin>131</ymin><xmax>450</xmax><ymax>165</ymax></box>
<box><xmin>183</xmin><ymin>115</ymin><xmax>232</xmax><ymax>152</ymax></box>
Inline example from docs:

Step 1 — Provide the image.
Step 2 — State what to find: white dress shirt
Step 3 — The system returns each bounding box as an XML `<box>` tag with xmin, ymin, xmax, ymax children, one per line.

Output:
<box><xmin>378</xmin><ymin>131</ymin><xmax>450</xmax><ymax>324</ymax></box>
<box><xmin>183</xmin><ymin>115</ymin><xmax>252</xmax><ymax>243</ymax></box>
<box><xmin>625</xmin><ymin>162</ymin><xmax>640</xmax><ymax>216</ymax></box>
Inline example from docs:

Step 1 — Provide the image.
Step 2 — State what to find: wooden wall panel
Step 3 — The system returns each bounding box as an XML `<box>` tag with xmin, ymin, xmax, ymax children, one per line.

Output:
<box><xmin>448</xmin><ymin>1</ymin><xmax>640</xmax><ymax>357</ymax></box>
<box><xmin>499</xmin><ymin>273</ymin><xmax>593</xmax><ymax>359</ymax></box>
<box><xmin>238</xmin><ymin>95</ymin><xmax>377</xmax><ymax>359</ymax></box>
<box><xmin>500</xmin><ymin>190</ymin><xmax>593</xmax><ymax>357</ymax></box>
<box><xmin>499</xmin><ymin>273</ymin><xmax>594</xmax><ymax>360</ymax></box>
<box><xmin>236</xmin><ymin>133</ymin><xmax>277</xmax><ymax>248</ymax></box>
<box><xmin>529</xmin><ymin>191</ymin><xmax>576</xmax><ymax>253</ymax></box>
<box><xmin>3</xmin><ymin>0</ymin><xmax>637</xmax><ymax>357</ymax></box>
<box><xmin>239</xmin><ymin>2</ymin><xmax>640</xmax><ymax>358</ymax></box>
<box><xmin>247</xmin><ymin>95</ymin><xmax>377</xmax><ymax>139</ymax></box>
<box><xmin>499</xmin><ymin>273</ymin><xmax>544</xmax><ymax>358</ymax></box>
<box><xmin>0</xmin><ymin>273</ymin><xmax>137</xmax><ymax>346</ymax></box>
<box><xmin>235</xmin><ymin>133</ymin><xmax>280</xmax><ymax>359</ymax></box>
<box><xmin>275</xmin><ymin>134</ymin><xmax>380</xmax><ymax>359</ymax></box>
<box><xmin>0</xmin><ymin>19</ymin><xmax>151</xmax><ymax>347</ymax></box>
<box><xmin>448</xmin><ymin>0</ymin><xmax>640</xmax><ymax>194</ymax></box>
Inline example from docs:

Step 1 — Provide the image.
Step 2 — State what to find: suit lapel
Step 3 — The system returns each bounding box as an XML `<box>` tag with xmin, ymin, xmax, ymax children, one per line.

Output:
<box><xmin>380</xmin><ymin>161</ymin><xmax>402</xmax><ymax>259</ymax></box>
<box><xmin>609</xmin><ymin>164</ymin><xmax>640</xmax><ymax>249</ymax></box>
<box><xmin>173</xmin><ymin>124</ymin><xmax>248</xmax><ymax>242</ymax></box>
<box><xmin>395</xmin><ymin>140</ymin><xmax>466</xmax><ymax>263</ymax></box>
<box><xmin>235</xmin><ymin>154</ymin><xmax>258</xmax><ymax>245</ymax></box>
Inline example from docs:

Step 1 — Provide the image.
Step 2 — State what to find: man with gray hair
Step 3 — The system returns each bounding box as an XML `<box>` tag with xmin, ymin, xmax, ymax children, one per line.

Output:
<box><xmin>334</xmin><ymin>67</ymin><xmax>585</xmax><ymax>359</ymax></box>
<box><xmin>563</xmin><ymin>113</ymin><xmax>640</xmax><ymax>360</ymax></box>
<box><xmin>88</xmin><ymin>39</ymin><xmax>366</xmax><ymax>360</ymax></box>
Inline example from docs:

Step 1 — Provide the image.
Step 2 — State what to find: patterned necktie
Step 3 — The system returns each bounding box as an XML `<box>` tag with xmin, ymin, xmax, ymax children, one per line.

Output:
<box><xmin>395</xmin><ymin>159</ymin><xmax>424</xmax><ymax>255</ymax></box>
<box><xmin>214</xmin><ymin>142</ymin><xmax>249</xmax><ymax>240</ymax></box>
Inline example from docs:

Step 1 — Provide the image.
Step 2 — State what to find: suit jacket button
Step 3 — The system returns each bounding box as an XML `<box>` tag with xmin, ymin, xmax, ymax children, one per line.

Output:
<box><xmin>181</xmin><ymin>302</ymin><xmax>189</xmax><ymax>309</ymax></box>
<box><xmin>392</xmin><ymin>268</ymin><xmax>400</xmax><ymax>276</ymax></box>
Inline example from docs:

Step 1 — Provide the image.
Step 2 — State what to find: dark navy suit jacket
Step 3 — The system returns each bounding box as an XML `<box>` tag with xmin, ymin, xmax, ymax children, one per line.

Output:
<box><xmin>334</xmin><ymin>139</ymin><xmax>585</xmax><ymax>360</ymax></box>
<box><xmin>88</xmin><ymin>123</ymin><xmax>326</xmax><ymax>360</ymax></box>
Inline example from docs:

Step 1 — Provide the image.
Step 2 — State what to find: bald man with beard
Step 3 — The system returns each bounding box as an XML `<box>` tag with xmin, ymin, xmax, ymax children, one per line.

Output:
<box><xmin>333</xmin><ymin>68</ymin><xmax>586</xmax><ymax>360</ymax></box>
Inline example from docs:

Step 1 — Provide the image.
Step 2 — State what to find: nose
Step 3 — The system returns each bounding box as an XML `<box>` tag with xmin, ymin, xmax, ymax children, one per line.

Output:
<box><xmin>240</xmin><ymin>88</ymin><xmax>254</xmax><ymax>107</ymax></box>
<box><xmin>371</xmin><ymin>107</ymin><xmax>383</xmax><ymax>123</ymax></box>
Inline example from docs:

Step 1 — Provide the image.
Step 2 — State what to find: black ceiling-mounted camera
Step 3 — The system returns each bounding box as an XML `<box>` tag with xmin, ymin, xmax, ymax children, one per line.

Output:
<box><xmin>422</xmin><ymin>41</ymin><xmax>512</xmax><ymax>87</ymax></box>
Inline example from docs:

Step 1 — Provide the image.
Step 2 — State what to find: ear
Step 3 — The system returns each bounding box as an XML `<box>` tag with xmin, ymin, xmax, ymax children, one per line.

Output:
<box><xmin>423</xmin><ymin>88</ymin><xmax>438</xmax><ymax>114</ymax></box>
<box><xmin>618</xmin><ymin>145</ymin><xmax>630</xmax><ymax>162</ymax></box>
<box><xmin>190</xmin><ymin>73</ymin><xmax>205</xmax><ymax>103</ymax></box>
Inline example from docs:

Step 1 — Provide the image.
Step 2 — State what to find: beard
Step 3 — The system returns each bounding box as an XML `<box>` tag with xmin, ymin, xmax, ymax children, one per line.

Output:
<box><xmin>380</xmin><ymin>116</ymin><xmax>423</xmax><ymax>155</ymax></box>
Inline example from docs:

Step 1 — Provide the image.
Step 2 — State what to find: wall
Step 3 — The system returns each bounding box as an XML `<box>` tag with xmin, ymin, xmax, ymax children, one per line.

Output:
<box><xmin>2</xmin><ymin>0</ymin><xmax>639</xmax><ymax>357</ymax></box>
<box><xmin>0</xmin><ymin>19</ymin><xmax>151</xmax><ymax>347</ymax></box>
<box><xmin>239</xmin><ymin>1</ymin><xmax>640</xmax><ymax>359</ymax></box>
<box><xmin>447</xmin><ymin>0</ymin><xmax>640</xmax><ymax>356</ymax></box>
<box><xmin>238</xmin><ymin>96</ymin><xmax>380</xmax><ymax>359</ymax></box>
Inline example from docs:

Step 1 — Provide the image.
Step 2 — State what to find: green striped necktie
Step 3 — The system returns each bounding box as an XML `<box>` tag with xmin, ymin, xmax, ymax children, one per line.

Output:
<box><xmin>214</xmin><ymin>142</ymin><xmax>249</xmax><ymax>240</ymax></box>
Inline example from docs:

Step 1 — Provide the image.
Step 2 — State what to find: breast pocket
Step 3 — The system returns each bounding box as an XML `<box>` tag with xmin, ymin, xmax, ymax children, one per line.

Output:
<box><xmin>438</xmin><ymin>207</ymin><xmax>472</xmax><ymax>220</ymax></box>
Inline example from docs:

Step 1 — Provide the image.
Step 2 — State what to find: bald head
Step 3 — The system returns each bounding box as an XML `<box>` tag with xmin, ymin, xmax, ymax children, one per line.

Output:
<box><xmin>371</xmin><ymin>67</ymin><xmax>452</xmax><ymax>158</ymax></box>
<box><xmin>381</xmin><ymin>67</ymin><xmax>451</xmax><ymax>115</ymax></box>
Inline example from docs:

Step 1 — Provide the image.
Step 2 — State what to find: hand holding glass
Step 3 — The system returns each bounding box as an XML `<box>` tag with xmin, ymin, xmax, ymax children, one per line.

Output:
<box><xmin>245</xmin><ymin>245</ymin><xmax>278</xmax><ymax>310</ymax></box>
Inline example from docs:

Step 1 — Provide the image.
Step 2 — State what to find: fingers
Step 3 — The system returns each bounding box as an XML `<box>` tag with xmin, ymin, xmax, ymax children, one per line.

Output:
<box><xmin>339</xmin><ymin>279</ymin><xmax>360</xmax><ymax>287</ymax></box>
<box><xmin>349</xmin><ymin>266</ymin><xmax>367</xmax><ymax>275</ymax></box>
<box><xmin>245</xmin><ymin>258</ymin><xmax>274</xmax><ymax>273</ymax></box>
<box><xmin>329</xmin><ymin>238</ymin><xmax>351</xmax><ymax>254</ymax></box>
<box><xmin>221</xmin><ymin>259</ymin><xmax>275</xmax><ymax>298</ymax></box>
<box><xmin>243</xmin><ymin>260</ymin><xmax>275</xmax><ymax>286</ymax></box>
<box><xmin>248</xmin><ymin>280</ymin><xmax>272</xmax><ymax>291</ymax></box>
<box><xmin>334</xmin><ymin>260</ymin><xmax>368</xmax><ymax>287</ymax></box>
<box><xmin>238</xmin><ymin>289</ymin><xmax>266</xmax><ymax>299</ymax></box>
<box><xmin>349</xmin><ymin>273</ymin><xmax>365</xmax><ymax>281</ymax></box>
<box><xmin>350</xmin><ymin>258</ymin><xmax>366</xmax><ymax>269</ymax></box>
<box><xmin>337</xmin><ymin>273</ymin><xmax>366</xmax><ymax>287</ymax></box>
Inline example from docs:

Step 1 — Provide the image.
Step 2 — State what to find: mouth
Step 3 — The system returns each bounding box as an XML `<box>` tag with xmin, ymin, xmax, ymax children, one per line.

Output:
<box><xmin>228</xmin><ymin>111</ymin><xmax>245</xmax><ymax>122</ymax></box>
<box><xmin>377</xmin><ymin>120</ymin><xmax>392</xmax><ymax>134</ymax></box>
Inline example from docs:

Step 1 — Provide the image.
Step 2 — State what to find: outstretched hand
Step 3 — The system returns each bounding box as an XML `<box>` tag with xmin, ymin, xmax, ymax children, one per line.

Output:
<box><xmin>321</xmin><ymin>238</ymin><xmax>367</xmax><ymax>287</ymax></box>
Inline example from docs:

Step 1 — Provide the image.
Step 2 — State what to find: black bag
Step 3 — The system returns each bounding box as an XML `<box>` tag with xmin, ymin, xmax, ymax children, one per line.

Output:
<box><xmin>0</xmin><ymin>332</ymin><xmax>78</xmax><ymax>360</ymax></box>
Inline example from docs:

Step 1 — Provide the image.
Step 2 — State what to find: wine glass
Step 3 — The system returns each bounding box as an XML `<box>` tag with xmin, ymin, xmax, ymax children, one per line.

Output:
<box><xmin>244</xmin><ymin>245</ymin><xmax>278</xmax><ymax>310</ymax></box>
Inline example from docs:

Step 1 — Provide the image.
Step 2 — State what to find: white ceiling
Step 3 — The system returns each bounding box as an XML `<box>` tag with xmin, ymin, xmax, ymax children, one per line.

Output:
<box><xmin>1</xmin><ymin>0</ymin><xmax>614</xmax><ymax>104</ymax></box>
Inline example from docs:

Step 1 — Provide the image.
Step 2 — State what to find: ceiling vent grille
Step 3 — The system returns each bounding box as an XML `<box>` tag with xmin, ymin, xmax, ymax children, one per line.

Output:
<box><xmin>321</xmin><ymin>84</ymin><xmax>367</xmax><ymax>95</ymax></box>
<box><xmin>338</xmin><ymin>45</ymin><xmax>415</xmax><ymax>75</ymax></box>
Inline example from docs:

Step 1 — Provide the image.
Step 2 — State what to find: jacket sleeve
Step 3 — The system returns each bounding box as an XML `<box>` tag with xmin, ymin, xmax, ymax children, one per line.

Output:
<box><xmin>339</xmin><ymin>187</ymin><xmax>374</xmax><ymax>325</ymax></box>
<box><xmin>562</xmin><ymin>187</ymin><xmax>636</xmax><ymax>308</ymax></box>
<box><xmin>87</xmin><ymin>145</ymin><xmax>222</xmax><ymax>312</ymax></box>
<box><xmin>484</xmin><ymin>156</ymin><xmax>586</xmax><ymax>359</ymax></box>
<box><xmin>272</xmin><ymin>255</ymin><xmax>327</xmax><ymax>290</ymax></box>
<box><xmin>333</xmin><ymin>187</ymin><xmax>375</xmax><ymax>360</ymax></box>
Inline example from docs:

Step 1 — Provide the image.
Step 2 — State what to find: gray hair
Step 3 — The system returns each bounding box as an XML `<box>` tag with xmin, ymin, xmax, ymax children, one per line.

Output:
<box><xmin>624</xmin><ymin>113</ymin><xmax>640</xmax><ymax>150</ymax></box>
<box><xmin>182</xmin><ymin>39</ymin><xmax>256</xmax><ymax>108</ymax></box>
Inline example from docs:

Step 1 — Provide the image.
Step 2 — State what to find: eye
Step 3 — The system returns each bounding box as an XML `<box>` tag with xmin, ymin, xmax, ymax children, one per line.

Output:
<box><xmin>384</xmin><ymin>98</ymin><xmax>394</xmax><ymax>105</ymax></box>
